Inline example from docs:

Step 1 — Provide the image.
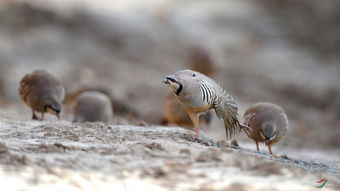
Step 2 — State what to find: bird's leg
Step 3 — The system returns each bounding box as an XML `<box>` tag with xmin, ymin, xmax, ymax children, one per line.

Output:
<box><xmin>255</xmin><ymin>141</ymin><xmax>259</xmax><ymax>152</ymax></box>
<box><xmin>40</xmin><ymin>112</ymin><xmax>45</xmax><ymax>121</ymax></box>
<box><xmin>32</xmin><ymin>110</ymin><xmax>39</xmax><ymax>120</ymax></box>
<box><xmin>188</xmin><ymin>112</ymin><xmax>200</xmax><ymax>142</ymax></box>
<box><xmin>267</xmin><ymin>144</ymin><xmax>280</xmax><ymax>158</ymax></box>
<box><xmin>267</xmin><ymin>144</ymin><xmax>272</xmax><ymax>154</ymax></box>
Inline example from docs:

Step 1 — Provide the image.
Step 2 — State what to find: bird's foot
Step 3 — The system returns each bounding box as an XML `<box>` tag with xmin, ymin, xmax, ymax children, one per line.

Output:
<box><xmin>187</xmin><ymin>136</ymin><xmax>203</xmax><ymax>143</ymax></box>
<box><xmin>194</xmin><ymin>138</ymin><xmax>203</xmax><ymax>143</ymax></box>
<box><xmin>185</xmin><ymin>135</ymin><xmax>216</xmax><ymax>146</ymax></box>
<box><xmin>238</xmin><ymin>123</ymin><xmax>253</xmax><ymax>136</ymax></box>
<box><xmin>271</xmin><ymin>154</ymin><xmax>288</xmax><ymax>159</ymax></box>
<box><xmin>271</xmin><ymin>154</ymin><xmax>281</xmax><ymax>158</ymax></box>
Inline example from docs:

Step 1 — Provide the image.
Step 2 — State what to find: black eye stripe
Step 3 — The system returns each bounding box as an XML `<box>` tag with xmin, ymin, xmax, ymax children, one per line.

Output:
<box><xmin>166</xmin><ymin>77</ymin><xmax>177</xmax><ymax>83</ymax></box>
<box><xmin>175</xmin><ymin>83</ymin><xmax>183</xmax><ymax>96</ymax></box>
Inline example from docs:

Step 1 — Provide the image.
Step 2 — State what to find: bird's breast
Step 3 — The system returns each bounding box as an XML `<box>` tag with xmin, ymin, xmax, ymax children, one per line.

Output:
<box><xmin>177</xmin><ymin>91</ymin><xmax>206</xmax><ymax>108</ymax></box>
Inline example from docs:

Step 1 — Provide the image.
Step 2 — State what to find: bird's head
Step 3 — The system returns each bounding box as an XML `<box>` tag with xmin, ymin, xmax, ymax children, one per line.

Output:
<box><xmin>45</xmin><ymin>100</ymin><xmax>61</xmax><ymax>119</ymax></box>
<box><xmin>260</xmin><ymin>122</ymin><xmax>277</xmax><ymax>145</ymax></box>
<box><xmin>163</xmin><ymin>69</ymin><xmax>202</xmax><ymax>96</ymax></box>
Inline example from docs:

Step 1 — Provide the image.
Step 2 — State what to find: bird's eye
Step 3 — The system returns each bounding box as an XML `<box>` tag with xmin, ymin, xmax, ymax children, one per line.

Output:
<box><xmin>192</xmin><ymin>73</ymin><xmax>196</xmax><ymax>77</ymax></box>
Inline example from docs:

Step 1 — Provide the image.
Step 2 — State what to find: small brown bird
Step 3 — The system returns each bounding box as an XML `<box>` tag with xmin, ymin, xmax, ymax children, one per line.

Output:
<box><xmin>73</xmin><ymin>91</ymin><xmax>113</xmax><ymax>123</ymax></box>
<box><xmin>162</xmin><ymin>93</ymin><xmax>212</xmax><ymax>128</ymax></box>
<box><xmin>19</xmin><ymin>69</ymin><xmax>65</xmax><ymax>120</ymax></box>
<box><xmin>244</xmin><ymin>102</ymin><xmax>288</xmax><ymax>155</ymax></box>
<box><xmin>163</xmin><ymin>69</ymin><xmax>251</xmax><ymax>140</ymax></box>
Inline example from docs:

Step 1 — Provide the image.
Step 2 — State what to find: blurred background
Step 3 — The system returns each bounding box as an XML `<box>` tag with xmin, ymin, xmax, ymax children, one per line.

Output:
<box><xmin>0</xmin><ymin>0</ymin><xmax>339</xmax><ymax>159</ymax></box>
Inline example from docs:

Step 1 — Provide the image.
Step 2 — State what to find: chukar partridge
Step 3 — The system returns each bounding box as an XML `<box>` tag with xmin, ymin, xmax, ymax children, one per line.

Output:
<box><xmin>162</xmin><ymin>47</ymin><xmax>215</xmax><ymax>128</ymax></box>
<box><xmin>19</xmin><ymin>69</ymin><xmax>64</xmax><ymax>120</ymax></box>
<box><xmin>163</xmin><ymin>69</ymin><xmax>251</xmax><ymax>140</ymax></box>
<box><xmin>244</xmin><ymin>102</ymin><xmax>288</xmax><ymax>155</ymax></box>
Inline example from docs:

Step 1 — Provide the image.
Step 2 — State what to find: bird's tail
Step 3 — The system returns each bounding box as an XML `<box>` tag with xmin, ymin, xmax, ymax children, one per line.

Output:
<box><xmin>215</xmin><ymin>95</ymin><xmax>239</xmax><ymax>139</ymax></box>
<box><xmin>215</xmin><ymin>94</ymin><xmax>253</xmax><ymax>139</ymax></box>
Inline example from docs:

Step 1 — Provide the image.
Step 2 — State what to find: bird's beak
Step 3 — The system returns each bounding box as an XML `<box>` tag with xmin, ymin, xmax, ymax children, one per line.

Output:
<box><xmin>163</xmin><ymin>78</ymin><xmax>170</xmax><ymax>84</ymax></box>
<box><xmin>47</xmin><ymin>107</ymin><xmax>61</xmax><ymax>119</ymax></box>
<box><xmin>163</xmin><ymin>75</ymin><xmax>183</xmax><ymax>96</ymax></box>
<box><xmin>163</xmin><ymin>75</ymin><xmax>177</xmax><ymax>84</ymax></box>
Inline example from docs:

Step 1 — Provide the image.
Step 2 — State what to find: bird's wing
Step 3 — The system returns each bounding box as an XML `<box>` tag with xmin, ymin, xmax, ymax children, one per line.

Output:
<box><xmin>244</xmin><ymin>111</ymin><xmax>256</xmax><ymax>127</ymax></box>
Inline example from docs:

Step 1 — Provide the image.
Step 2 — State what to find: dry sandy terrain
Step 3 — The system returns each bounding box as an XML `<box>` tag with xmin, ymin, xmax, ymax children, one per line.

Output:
<box><xmin>0</xmin><ymin>118</ymin><xmax>339</xmax><ymax>191</ymax></box>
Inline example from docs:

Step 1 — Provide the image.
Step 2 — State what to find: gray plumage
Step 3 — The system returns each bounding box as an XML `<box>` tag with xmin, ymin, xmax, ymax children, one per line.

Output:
<box><xmin>162</xmin><ymin>93</ymin><xmax>212</xmax><ymax>128</ymax></box>
<box><xmin>19</xmin><ymin>69</ymin><xmax>65</xmax><ymax>120</ymax></box>
<box><xmin>244</xmin><ymin>102</ymin><xmax>288</xmax><ymax>155</ymax></box>
<box><xmin>163</xmin><ymin>69</ymin><xmax>250</xmax><ymax>139</ymax></box>
<box><xmin>73</xmin><ymin>91</ymin><xmax>113</xmax><ymax>123</ymax></box>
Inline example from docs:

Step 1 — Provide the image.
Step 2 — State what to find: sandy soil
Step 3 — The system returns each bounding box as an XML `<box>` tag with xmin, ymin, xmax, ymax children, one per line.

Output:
<box><xmin>0</xmin><ymin>118</ymin><xmax>339</xmax><ymax>191</ymax></box>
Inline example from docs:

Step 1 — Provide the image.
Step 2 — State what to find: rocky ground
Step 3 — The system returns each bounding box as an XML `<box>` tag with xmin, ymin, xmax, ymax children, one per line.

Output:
<box><xmin>0</xmin><ymin>118</ymin><xmax>339</xmax><ymax>191</ymax></box>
